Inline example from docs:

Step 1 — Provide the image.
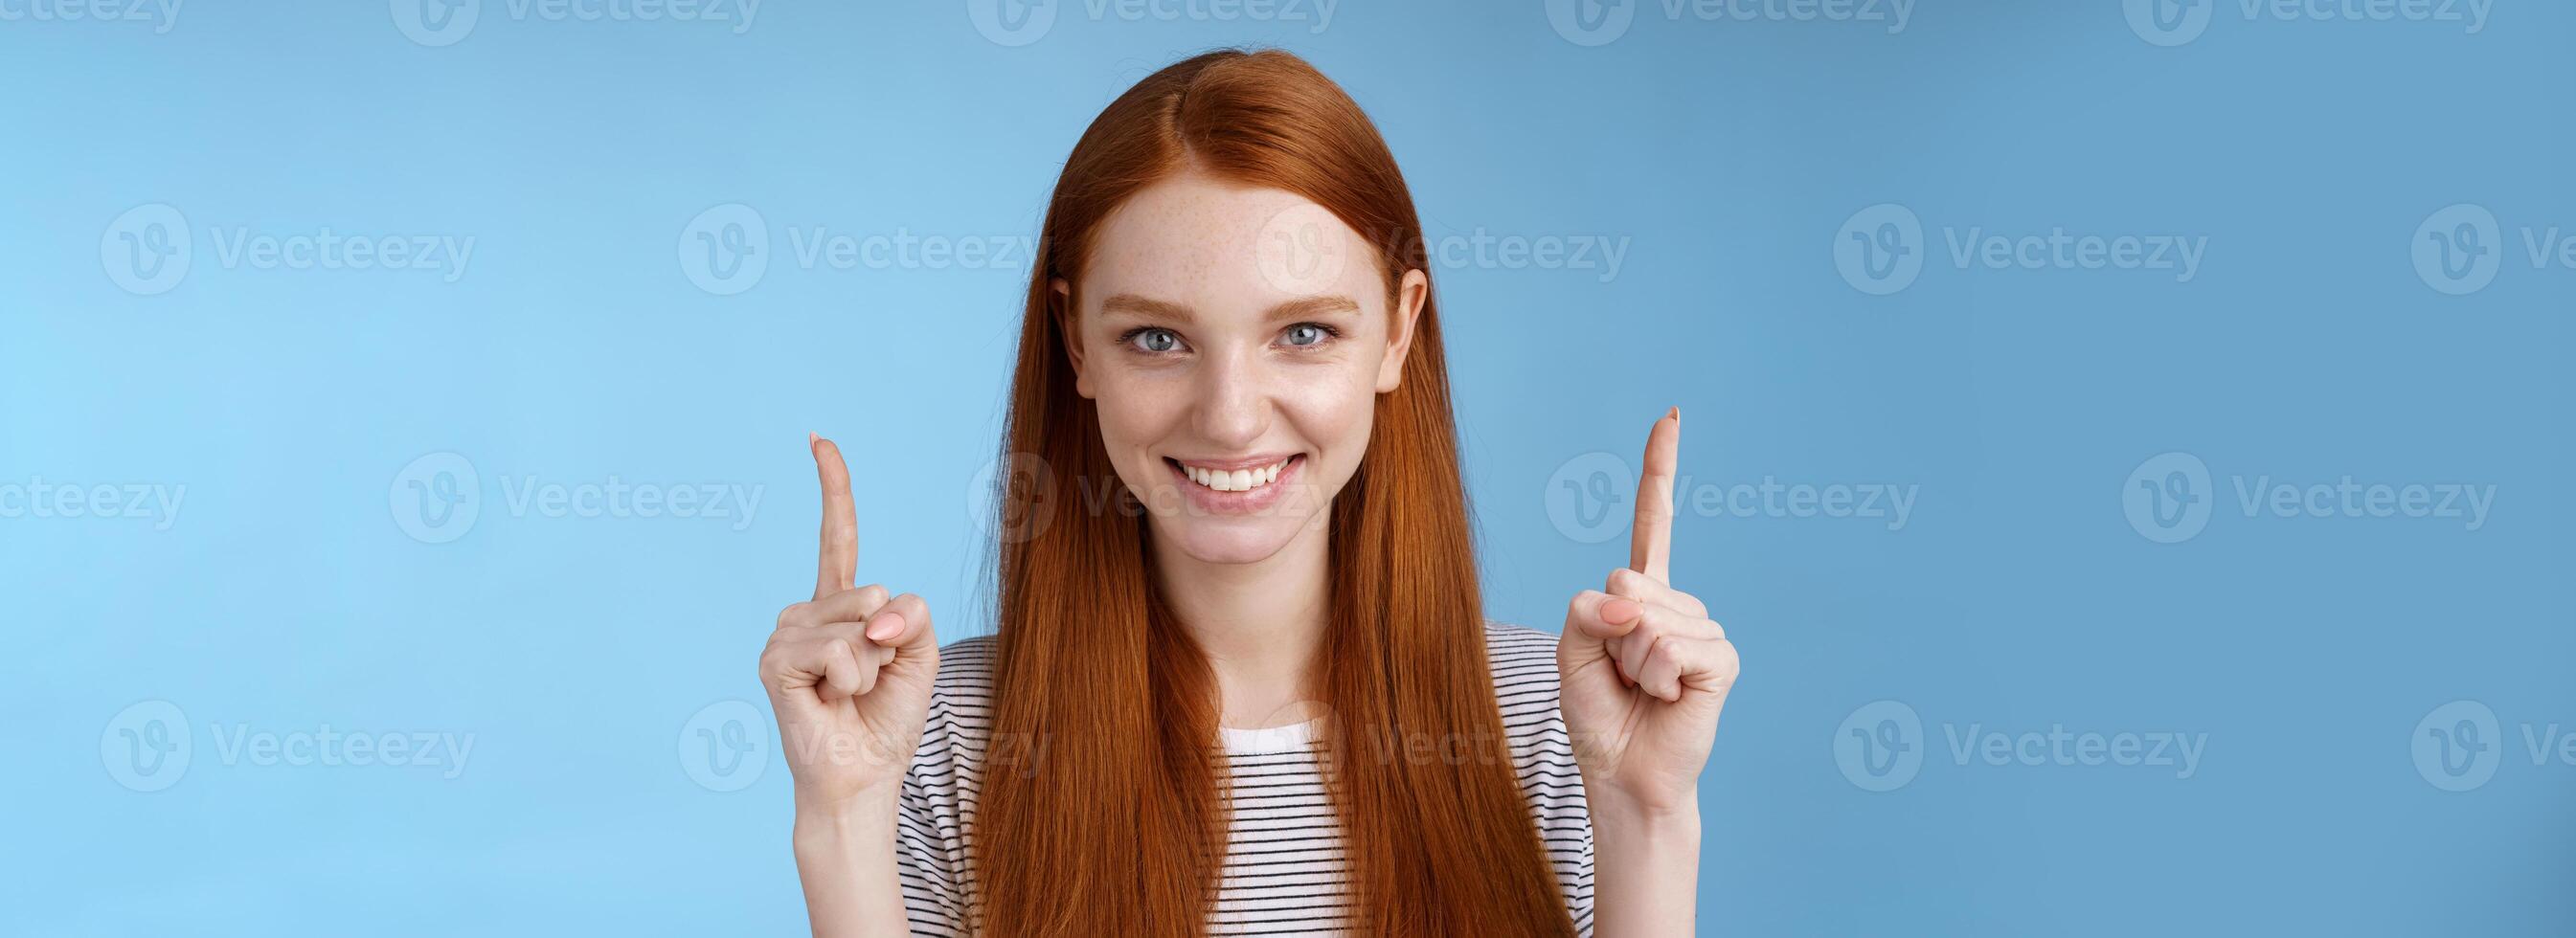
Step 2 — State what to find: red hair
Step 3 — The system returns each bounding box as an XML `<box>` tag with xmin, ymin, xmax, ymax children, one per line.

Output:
<box><xmin>974</xmin><ymin>49</ymin><xmax>1576</xmax><ymax>937</ymax></box>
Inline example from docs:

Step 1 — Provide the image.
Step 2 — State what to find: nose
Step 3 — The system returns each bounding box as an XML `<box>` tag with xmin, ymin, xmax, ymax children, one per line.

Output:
<box><xmin>1190</xmin><ymin>346</ymin><xmax>1270</xmax><ymax>449</ymax></box>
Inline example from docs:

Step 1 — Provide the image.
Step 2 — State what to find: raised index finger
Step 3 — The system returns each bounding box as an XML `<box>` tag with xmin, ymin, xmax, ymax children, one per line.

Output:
<box><xmin>1628</xmin><ymin>407</ymin><xmax>1679</xmax><ymax>584</ymax></box>
<box><xmin>812</xmin><ymin>433</ymin><xmax>858</xmax><ymax>601</ymax></box>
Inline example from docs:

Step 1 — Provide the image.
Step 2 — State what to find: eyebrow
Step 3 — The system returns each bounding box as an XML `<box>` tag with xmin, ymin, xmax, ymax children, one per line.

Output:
<box><xmin>1098</xmin><ymin>293</ymin><xmax>1361</xmax><ymax>323</ymax></box>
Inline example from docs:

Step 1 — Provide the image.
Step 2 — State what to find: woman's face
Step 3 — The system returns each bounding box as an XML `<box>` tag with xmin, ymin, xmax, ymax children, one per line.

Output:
<box><xmin>1059</xmin><ymin>172</ymin><xmax>1426</xmax><ymax>567</ymax></box>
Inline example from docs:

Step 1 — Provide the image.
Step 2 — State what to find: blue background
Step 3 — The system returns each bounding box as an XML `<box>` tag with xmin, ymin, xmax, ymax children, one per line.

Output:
<box><xmin>6</xmin><ymin>1</ymin><xmax>2570</xmax><ymax>934</ymax></box>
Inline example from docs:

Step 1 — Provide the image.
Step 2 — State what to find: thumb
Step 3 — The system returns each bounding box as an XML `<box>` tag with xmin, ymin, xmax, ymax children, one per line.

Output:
<box><xmin>1559</xmin><ymin>590</ymin><xmax>1644</xmax><ymax>671</ymax></box>
<box><xmin>863</xmin><ymin>592</ymin><xmax>938</xmax><ymax>659</ymax></box>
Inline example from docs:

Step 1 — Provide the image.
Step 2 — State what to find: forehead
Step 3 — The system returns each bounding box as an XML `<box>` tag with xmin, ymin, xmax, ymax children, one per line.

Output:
<box><xmin>1082</xmin><ymin>172</ymin><xmax>1381</xmax><ymax>314</ymax></box>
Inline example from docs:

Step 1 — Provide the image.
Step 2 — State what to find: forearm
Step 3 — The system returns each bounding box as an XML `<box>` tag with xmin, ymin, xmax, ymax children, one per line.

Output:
<box><xmin>1589</xmin><ymin>792</ymin><xmax>1702</xmax><ymax>938</ymax></box>
<box><xmin>793</xmin><ymin>790</ymin><xmax>911</xmax><ymax>938</ymax></box>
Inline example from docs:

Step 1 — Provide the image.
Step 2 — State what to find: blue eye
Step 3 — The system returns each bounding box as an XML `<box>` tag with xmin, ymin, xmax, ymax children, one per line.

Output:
<box><xmin>1282</xmin><ymin>324</ymin><xmax>1337</xmax><ymax>347</ymax></box>
<box><xmin>1125</xmin><ymin>327</ymin><xmax>1183</xmax><ymax>353</ymax></box>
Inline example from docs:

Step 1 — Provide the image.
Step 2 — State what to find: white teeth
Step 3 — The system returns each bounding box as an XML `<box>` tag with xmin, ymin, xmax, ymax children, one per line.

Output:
<box><xmin>1180</xmin><ymin>458</ymin><xmax>1288</xmax><ymax>492</ymax></box>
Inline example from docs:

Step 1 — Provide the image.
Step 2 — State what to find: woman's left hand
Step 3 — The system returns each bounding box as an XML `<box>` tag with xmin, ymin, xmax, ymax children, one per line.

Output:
<box><xmin>1557</xmin><ymin>408</ymin><xmax>1740</xmax><ymax>815</ymax></box>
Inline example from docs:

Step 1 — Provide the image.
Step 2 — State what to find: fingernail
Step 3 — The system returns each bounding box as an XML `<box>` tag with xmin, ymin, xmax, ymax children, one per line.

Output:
<box><xmin>1603</xmin><ymin>598</ymin><xmax>1643</xmax><ymax>624</ymax></box>
<box><xmin>866</xmin><ymin>613</ymin><xmax>904</xmax><ymax>642</ymax></box>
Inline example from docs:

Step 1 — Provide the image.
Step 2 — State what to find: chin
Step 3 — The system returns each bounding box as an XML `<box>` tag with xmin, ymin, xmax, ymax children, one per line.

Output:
<box><xmin>1154</xmin><ymin>515</ymin><xmax>1314</xmax><ymax>567</ymax></box>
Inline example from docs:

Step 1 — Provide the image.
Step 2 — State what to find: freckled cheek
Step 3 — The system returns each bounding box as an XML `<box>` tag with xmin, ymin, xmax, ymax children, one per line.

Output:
<box><xmin>1273</xmin><ymin>375</ymin><xmax>1377</xmax><ymax>458</ymax></box>
<box><xmin>1093</xmin><ymin>372</ymin><xmax>1194</xmax><ymax>456</ymax></box>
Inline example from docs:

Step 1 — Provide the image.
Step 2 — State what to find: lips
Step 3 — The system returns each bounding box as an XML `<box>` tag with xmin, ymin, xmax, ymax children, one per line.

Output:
<box><xmin>1175</xmin><ymin>458</ymin><xmax>1289</xmax><ymax>492</ymax></box>
<box><xmin>1163</xmin><ymin>454</ymin><xmax>1303</xmax><ymax>511</ymax></box>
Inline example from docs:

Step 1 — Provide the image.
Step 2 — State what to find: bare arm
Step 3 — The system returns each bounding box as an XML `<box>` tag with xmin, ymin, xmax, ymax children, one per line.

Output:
<box><xmin>1590</xmin><ymin>793</ymin><xmax>1702</xmax><ymax>937</ymax></box>
<box><xmin>793</xmin><ymin>791</ymin><xmax>910</xmax><ymax>937</ymax></box>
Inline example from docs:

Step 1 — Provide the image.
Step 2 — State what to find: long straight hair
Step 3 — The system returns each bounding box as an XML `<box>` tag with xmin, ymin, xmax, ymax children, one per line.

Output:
<box><xmin>974</xmin><ymin>49</ymin><xmax>1576</xmax><ymax>937</ymax></box>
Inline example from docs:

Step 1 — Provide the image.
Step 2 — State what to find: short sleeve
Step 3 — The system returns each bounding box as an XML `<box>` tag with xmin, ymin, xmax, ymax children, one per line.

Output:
<box><xmin>893</xmin><ymin>763</ymin><xmax>968</xmax><ymax>935</ymax></box>
<box><xmin>891</xmin><ymin>636</ymin><xmax>994</xmax><ymax>936</ymax></box>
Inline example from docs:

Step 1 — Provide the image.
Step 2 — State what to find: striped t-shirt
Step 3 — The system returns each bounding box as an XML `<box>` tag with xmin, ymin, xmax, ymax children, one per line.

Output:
<box><xmin>893</xmin><ymin>622</ymin><xmax>1596</xmax><ymax>936</ymax></box>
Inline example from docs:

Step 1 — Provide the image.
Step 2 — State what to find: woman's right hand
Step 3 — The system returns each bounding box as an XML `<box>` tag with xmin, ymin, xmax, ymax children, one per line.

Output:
<box><xmin>760</xmin><ymin>434</ymin><xmax>941</xmax><ymax>813</ymax></box>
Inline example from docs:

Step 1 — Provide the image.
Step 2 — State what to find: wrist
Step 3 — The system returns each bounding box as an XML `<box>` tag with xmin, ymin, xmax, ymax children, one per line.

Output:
<box><xmin>793</xmin><ymin>787</ymin><xmax>900</xmax><ymax>849</ymax></box>
<box><xmin>1589</xmin><ymin>786</ymin><xmax>1703</xmax><ymax>839</ymax></box>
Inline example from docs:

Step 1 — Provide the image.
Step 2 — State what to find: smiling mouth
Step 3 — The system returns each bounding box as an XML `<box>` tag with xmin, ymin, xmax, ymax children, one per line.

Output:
<box><xmin>1164</xmin><ymin>455</ymin><xmax>1300</xmax><ymax>493</ymax></box>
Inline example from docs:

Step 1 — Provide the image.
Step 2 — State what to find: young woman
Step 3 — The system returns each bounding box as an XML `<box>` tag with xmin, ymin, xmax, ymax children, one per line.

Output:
<box><xmin>759</xmin><ymin>49</ymin><xmax>1739</xmax><ymax>937</ymax></box>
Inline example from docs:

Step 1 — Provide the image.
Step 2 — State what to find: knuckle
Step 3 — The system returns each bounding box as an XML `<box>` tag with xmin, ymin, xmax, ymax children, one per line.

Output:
<box><xmin>1605</xmin><ymin>568</ymin><xmax>1635</xmax><ymax>595</ymax></box>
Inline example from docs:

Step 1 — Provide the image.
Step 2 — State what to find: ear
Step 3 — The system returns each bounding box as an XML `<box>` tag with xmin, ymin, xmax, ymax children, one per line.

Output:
<box><xmin>1374</xmin><ymin>268</ymin><xmax>1430</xmax><ymax>393</ymax></box>
<box><xmin>1051</xmin><ymin>278</ymin><xmax>1096</xmax><ymax>399</ymax></box>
